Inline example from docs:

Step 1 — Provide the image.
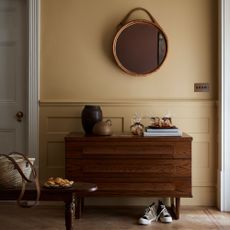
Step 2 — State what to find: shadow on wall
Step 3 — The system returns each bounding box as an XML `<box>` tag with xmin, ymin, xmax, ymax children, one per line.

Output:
<box><xmin>100</xmin><ymin>15</ymin><xmax>119</xmax><ymax>66</ymax></box>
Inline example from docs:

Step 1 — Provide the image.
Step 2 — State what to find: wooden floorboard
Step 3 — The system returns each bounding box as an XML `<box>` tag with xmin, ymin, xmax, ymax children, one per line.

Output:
<box><xmin>0</xmin><ymin>204</ymin><xmax>230</xmax><ymax>229</ymax></box>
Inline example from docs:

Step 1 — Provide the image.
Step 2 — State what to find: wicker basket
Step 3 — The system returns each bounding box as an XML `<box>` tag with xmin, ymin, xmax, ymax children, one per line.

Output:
<box><xmin>0</xmin><ymin>153</ymin><xmax>35</xmax><ymax>188</ymax></box>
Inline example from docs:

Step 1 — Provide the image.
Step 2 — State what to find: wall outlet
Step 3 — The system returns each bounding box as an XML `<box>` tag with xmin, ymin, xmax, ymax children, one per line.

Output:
<box><xmin>194</xmin><ymin>83</ymin><xmax>209</xmax><ymax>92</ymax></box>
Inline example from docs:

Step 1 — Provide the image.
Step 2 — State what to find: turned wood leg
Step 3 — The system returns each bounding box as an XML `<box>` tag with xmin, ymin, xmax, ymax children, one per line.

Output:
<box><xmin>75</xmin><ymin>197</ymin><xmax>84</xmax><ymax>219</ymax></box>
<box><xmin>65</xmin><ymin>201</ymin><xmax>73</xmax><ymax>230</ymax></box>
<box><xmin>81</xmin><ymin>197</ymin><xmax>85</xmax><ymax>212</ymax></box>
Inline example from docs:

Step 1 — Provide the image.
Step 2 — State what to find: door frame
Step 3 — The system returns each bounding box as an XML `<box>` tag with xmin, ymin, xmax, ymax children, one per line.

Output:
<box><xmin>219</xmin><ymin>0</ymin><xmax>230</xmax><ymax>211</ymax></box>
<box><xmin>27</xmin><ymin>0</ymin><xmax>40</xmax><ymax>166</ymax></box>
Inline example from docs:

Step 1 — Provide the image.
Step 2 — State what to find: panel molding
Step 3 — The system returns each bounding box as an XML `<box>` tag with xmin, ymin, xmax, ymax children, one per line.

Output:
<box><xmin>40</xmin><ymin>99</ymin><xmax>217</xmax><ymax>106</ymax></box>
<box><xmin>40</xmin><ymin>100</ymin><xmax>217</xmax><ymax>205</ymax></box>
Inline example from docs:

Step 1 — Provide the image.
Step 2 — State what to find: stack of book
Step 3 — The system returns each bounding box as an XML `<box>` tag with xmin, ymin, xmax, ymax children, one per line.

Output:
<box><xmin>143</xmin><ymin>126</ymin><xmax>182</xmax><ymax>137</ymax></box>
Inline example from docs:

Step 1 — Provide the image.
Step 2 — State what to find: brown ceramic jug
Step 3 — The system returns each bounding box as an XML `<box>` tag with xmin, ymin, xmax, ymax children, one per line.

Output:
<box><xmin>93</xmin><ymin>120</ymin><xmax>112</xmax><ymax>136</ymax></box>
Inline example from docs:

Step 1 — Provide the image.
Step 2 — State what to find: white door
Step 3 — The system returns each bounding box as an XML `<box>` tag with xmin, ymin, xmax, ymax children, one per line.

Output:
<box><xmin>0</xmin><ymin>0</ymin><xmax>27</xmax><ymax>153</ymax></box>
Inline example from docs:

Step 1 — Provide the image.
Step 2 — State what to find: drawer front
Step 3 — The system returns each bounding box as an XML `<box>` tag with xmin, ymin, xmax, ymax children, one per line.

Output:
<box><xmin>81</xmin><ymin>159</ymin><xmax>191</xmax><ymax>178</ymax></box>
<box><xmin>83</xmin><ymin>181</ymin><xmax>192</xmax><ymax>197</ymax></box>
<box><xmin>65</xmin><ymin>159</ymin><xmax>81</xmax><ymax>180</ymax></box>
<box><xmin>65</xmin><ymin>159</ymin><xmax>191</xmax><ymax>181</ymax></box>
<box><xmin>66</xmin><ymin>141</ymin><xmax>191</xmax><ymax>159</ymax></box>
<box><xmin>82</xmin><ymin>145</ymin><xmax>174</xmax><ymax>158</ymax></box>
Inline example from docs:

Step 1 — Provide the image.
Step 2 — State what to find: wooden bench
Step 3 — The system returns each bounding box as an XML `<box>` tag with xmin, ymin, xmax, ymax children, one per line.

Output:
<box><xmin>0</xmin><ymin>182</ymin><xmax>97</xmax><ymax>230</ymax></box>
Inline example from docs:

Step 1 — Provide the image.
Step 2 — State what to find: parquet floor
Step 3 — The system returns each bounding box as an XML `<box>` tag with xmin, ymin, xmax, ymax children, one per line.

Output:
<box><xmin>0</xmin><ymin>204</ymin><xmax>230</xmax><ymax>230</ymax></box>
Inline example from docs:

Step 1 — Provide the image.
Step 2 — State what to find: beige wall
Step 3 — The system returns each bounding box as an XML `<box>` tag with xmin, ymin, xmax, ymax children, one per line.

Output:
<box><xmin>40</xmin><ymin>0</ymin><xmax>218</xmax><ymax>206</ymax></box>
<box><xmin>40</xmin><ymin>0</ymin><xmax>218</xmax><ymax>101</ymax></box>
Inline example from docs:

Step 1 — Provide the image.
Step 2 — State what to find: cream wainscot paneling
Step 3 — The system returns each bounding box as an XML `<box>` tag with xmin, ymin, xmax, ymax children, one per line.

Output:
<box><xmin>39</xmin><ymin>99</ymin><xmax>217</xmax><ymax>206</ymax></box>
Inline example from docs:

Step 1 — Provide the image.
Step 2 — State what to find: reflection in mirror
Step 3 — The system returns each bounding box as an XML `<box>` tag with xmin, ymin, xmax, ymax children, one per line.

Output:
<box><xmin>113</xmin><ymin>16</ymin><xmax>168</xmax><ymax>76</ymax></box>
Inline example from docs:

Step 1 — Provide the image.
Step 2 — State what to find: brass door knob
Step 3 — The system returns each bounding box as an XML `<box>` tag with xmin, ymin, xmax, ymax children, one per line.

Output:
<box><xmin>16</xmin><ymin>111</ymin><xmax>24</xmax><ymax>122</ymax></box>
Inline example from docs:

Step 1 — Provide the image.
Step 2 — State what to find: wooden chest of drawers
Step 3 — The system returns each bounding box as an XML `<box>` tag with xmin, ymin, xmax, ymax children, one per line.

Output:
<box><xmin>65</xmin><ymin>132</ymin><xmax>192</xmax><ymax>218</ymax></box>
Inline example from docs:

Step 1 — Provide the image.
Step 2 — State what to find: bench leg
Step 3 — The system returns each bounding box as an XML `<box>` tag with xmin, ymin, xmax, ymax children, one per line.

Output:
<box><xmin>65</xmin><ymin>201</ymin><xmax>73</xmax><ymax>230</ymax></box>
<box><xmin>75</xmin><ymin>197</ymin><xmax>84</xmax><ymax>219</ymax></box>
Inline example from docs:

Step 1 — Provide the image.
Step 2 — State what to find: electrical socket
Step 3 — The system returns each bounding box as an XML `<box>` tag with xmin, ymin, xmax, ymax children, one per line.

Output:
<box><xmin>194</xmin><ymin>83</ymin><xmax>209</xmax><ymax>92</ymax></box>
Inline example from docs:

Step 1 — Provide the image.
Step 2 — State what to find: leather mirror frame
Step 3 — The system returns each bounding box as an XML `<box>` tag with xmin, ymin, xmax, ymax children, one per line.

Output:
<box><xmin>113</xmin><ymin>19</ymin><xmax>168</xmax><ymax>76</ymax></box>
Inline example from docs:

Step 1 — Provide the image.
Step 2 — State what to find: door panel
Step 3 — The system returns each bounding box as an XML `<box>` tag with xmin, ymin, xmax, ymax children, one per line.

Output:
<box><xmin>0</xmin><ymin>0</ymin><xmax>26</xmax><ymax>153</ymax></box>
<box><xmin>0</xmin><ymin>44</ymin><xmax>16</xmax><ymax>100</ymax></box>
<box><xmin>0</xmin><ymin>130</ymin><xmax>16</xmax><ymax>153</ymax></box>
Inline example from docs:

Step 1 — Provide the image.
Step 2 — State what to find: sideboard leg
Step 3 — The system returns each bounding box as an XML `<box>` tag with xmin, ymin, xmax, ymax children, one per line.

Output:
<box><xmin>170</xmin><ymin>197</ymin><xmax>175</xmax><ymax>208</ymax></box>
<box><xmin>175</xmin><ymin>198</ymin><xmax>180</xmax><ymax>219</ymax></box>
<box><xmin>170</xmin><ymin>197</ymin><xmax>180</xmax><ymax>219</ymax></box>
<box><xmin>170</xmin><ymin>197</ymin><xmax>175</xmax><ymax>218</ymax></box>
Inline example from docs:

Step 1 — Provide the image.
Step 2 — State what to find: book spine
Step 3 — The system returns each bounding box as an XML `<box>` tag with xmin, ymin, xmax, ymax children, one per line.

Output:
<box><xmin>146</xmin><ymin>129</ymin><xmax>180</xmax><ymax>133</ymax></box>
<box><xmin>143</xmin><ymin>131</ymin><xmax>182</xmax><ymax>136</ymax></box>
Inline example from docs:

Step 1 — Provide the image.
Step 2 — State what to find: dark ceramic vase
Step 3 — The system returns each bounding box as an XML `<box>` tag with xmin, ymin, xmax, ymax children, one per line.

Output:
<box><xmin>81</xmin><ymin>105</ymin><xmax>103</xmax><ymax>134</ymax></box>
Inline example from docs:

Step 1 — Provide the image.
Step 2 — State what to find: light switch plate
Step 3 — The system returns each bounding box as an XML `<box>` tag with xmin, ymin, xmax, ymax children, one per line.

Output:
<box><xmin>194</xmin><ymin>83</ymin><xmax>209</xmax><ymax>92</ymax></box>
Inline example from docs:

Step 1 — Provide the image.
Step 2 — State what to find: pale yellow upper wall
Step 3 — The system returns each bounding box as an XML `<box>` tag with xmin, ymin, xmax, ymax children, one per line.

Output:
<box><xmin>40</xmin><ymin>0</ymin><xmax>218</xmax><ymax>101</ymax></box>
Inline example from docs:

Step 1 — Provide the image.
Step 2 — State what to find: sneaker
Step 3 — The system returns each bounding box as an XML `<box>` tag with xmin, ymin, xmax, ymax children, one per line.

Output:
<box><xmin>157</xmin><ymin>200</ymin><xmax>172</xmax><ymax>223</ymax></box>
<box><xmin>138</xmin><ymin>202</ymin><xmax>158</xmax><ymax>225</ymax></box>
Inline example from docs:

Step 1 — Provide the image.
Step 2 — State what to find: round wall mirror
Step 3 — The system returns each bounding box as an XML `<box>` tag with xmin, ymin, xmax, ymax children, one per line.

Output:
<box><xmin>113</xmin><ymin>19</ymin><xmax>168</xmax><ymax>76</ymax></box>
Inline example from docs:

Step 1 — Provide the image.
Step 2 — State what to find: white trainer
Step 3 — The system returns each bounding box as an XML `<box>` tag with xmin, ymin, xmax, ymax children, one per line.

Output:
<box><xmin>138</xmin><ymin>202</ymin><xmax>158</xmax><ymax>225</ymax></box>
<box><xmin>157</xmin><ymin>200</ymin><xmax>172</xmax><ymax>223</ymax></box>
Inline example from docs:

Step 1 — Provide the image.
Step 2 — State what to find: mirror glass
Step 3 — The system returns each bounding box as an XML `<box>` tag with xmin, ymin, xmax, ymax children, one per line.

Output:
<box><xmin>113</xmin><ymin>20</ymin><xmax>168</xmax><ymax>76</ymax></box>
